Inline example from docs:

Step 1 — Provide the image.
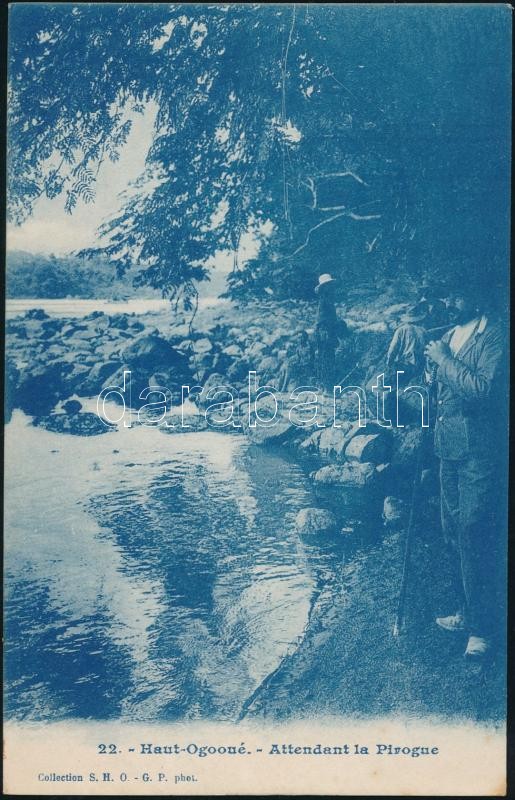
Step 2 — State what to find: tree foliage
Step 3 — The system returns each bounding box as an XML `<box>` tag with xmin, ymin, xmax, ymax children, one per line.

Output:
<box><xmin>6</xmin><ymin>250</ymin><xmax>157</xmax><ymax>300</ymax></box>
<box><xmin>8</xmin><ymin>4</ymin><xmax>510</xmax><ymax>304</ymax></box>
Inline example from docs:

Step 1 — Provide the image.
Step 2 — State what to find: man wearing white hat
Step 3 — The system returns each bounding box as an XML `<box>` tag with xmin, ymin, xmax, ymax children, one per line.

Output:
<box><xmin>314</xmin><ymin>273</ymin><xmax>339</xmax><ymax>391</ymax></box>
<box><xmin>315</xmin><ymin>273</ymin><xmax>335</xmax><ymax>293</ymax></box>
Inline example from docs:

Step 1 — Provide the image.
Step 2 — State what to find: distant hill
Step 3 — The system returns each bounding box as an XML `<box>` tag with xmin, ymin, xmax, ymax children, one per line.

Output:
<box><xmin>6</xmin><ymin>250</ymin><xmax>229</xmax><ymax>301</ymax></box>
<box><xmin>6</xmin><ymin>251</ymin><xmax>161</xmax><ymax>300</ymax></box>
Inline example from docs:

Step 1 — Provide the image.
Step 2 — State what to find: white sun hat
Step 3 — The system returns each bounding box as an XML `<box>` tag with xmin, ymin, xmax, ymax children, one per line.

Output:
<box><xmin>315</xmin><ymin>273</ymin><xmax>336</xmax><ymax>292</ymax></box>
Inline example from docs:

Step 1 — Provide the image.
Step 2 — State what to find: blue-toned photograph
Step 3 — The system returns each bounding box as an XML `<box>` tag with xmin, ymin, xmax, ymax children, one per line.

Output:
<box><xmin>5</xmin><ymin>1</ymin><xmax>510</xmax><ymax>743</ymax></box>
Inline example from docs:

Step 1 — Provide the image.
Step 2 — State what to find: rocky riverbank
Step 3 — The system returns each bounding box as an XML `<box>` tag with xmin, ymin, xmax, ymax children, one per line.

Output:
<box><xmin>5</xmin><ymin>289</ymin><xmax>432</xmax><ymax>534</ymax></box>
<box><xmin>6</xmin><ymin>292</ymin><xmax>504</xmax><ymax>723</ymax></box>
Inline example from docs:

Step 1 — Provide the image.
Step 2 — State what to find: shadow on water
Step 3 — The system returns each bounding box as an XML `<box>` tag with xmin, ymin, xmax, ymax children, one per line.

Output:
<box><xmin>5</xmin><ymin>416</ymin><xmax>504</xmax><ymax>724</ymax></box>
<box><xmin>84</xmin><ymin>444</ymin><xmax>363</xmax><ymax>722</ymax></box>
<box><xmin>5</xmin><ymin>418</ymin><xmax>374</xmax><ymax>723</ymax></box>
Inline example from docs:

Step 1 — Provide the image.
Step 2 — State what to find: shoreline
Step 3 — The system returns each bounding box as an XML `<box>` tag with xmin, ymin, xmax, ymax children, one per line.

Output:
<box><xmin>5</xmin><ymin>296</ymin><xmax>505</xmax><ymax>724</ymax></box>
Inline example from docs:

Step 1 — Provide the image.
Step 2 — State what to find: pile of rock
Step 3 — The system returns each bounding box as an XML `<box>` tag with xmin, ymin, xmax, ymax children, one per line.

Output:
<box><xmin>6</xmin><ymin>309</ymin><xmax>194</xmax><ymax>418</ymax></box>
<box><xmin>5</xmin><ymin>298</ymin><xmax>418</xmax><ymax>528</ymax></box>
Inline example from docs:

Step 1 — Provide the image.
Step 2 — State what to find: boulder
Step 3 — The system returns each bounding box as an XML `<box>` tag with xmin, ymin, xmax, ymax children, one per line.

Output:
<box><xmin>239</xmin><ymin>391</ymin><xmax>296</xmax><ymax>444</ymax></box>
<box><xmin>100</xmin><ymin>366</ymin><xmax>150</xmax><ymax>409</ymax></box>
<box><xmin>257</xmin><ymin>356</ymin><xmax>278</xmax><ymax>374</ymax></box>
<box><xmin>84</xmin><ymin>311</ymin><xmax>105</xmax><ymax>321</ymax></box>
<box><xmin>299</xmin><ymin>429</ymin><xmax>324</xmax><ymax>452</ymax></box>
<box><xmin>196</xmin><ymin>372</ymin><xmax>226</xmax><ymax>405</ymax></box>
<box><xmin>61</xmin><ymin>323</ymin><xmax>83</xmax><ymax>337</ymax></box>
<box><xmin>128</xmin><ymin>320</ymin><xmax>145</xmax><ymax>332</ymax></box>
<box><xmin>295</xmin><ymin>507</ymin><xmax>338</xmax><ymax>536</ymax></box>
<box><xmin>317</xmin><ymin>422</ymin><xmax>363</xmax><ymax>460</ymax></box>
<box><xmin>76</xmin><ymin>361</ymin><xmax>123</xmax><ymax>395</ymax></box>
<box><xmin>101</xmin><ymin>360</ymin><xmax>190</xmax><ymax>410</ymax></box>
<box><xmin>17</xmin><ymin>363</ymin><xmax>71</xmax><ymax>416</ymax></box>
<box><xmin>5</xmin><ymin>319</ymin><xmax>18</xmax><ymax>333</ymax></box>
<box><xmin>195</xmin><ymin>352</ymin><xmax>216</xmax><ymax>370</ymax></box>
<box><xmin>222</xmin><ymin>344</ymin><xmax>242</xmax><ymax>357</ymax></box>
<box><xmin>169</xmin><ymin>324</ymin><xmax>190</xmax><ymax>339</ymax></box>
<box><xmin>32</xmin><ymin>411</ymin><xmax>111</xmax><ymax>436</ymax></box>
<box><xmin>121</xmin><ymin>333</ymin><xmax>189</xmax><ymax>372</ymax></box>
<box><xmin>310</xmin><ymin>464</ymin><xmax>343</xmax><ymax>484</ymax></box>
<box><xmin>71</xmin><ymin>327</ymin><xmax>98</xmax><ymax>341</ymax></box>
<box><xmin>244</xmin><ymin>418</ymin><xmax>296</xmax><ymax>446</ymax></box>
<box><xmin>40</xmin><ymin>319</ymin><xmax>63</xmax><ymax>339</ymax></box>
<box><xmin>21</xmin><ymin>320</ymin><xmax>46</xmax><ymax>340</ymax></box>
<box><xmin>24</xmin><ymin>308</ymin><xmax>49</xmax><ymax>320</ymax></box>
<box><xmin>147</xmin><ymin>372</ymin><xmax>182</xmax><ymax>404</ymax></box>
<box><xmin>312</xmin><ymin>462</ymin><xmax>376</xmax><ymax>487</ymax></box>
<box><xmin>226</xmin><ymin>358</ymin><xmax>252</xmax><ymax>383</ymax></box>
<box><xmin>246</xmin><ymin>342</ymin><xmax>266</xmax><ymax>361</ymax></box>
<box><xmin>108</xmin><ymin>313</ymin><xmax>129</xmax><ymax>330</ymax></box>
<box><xmin>73</xmin><ymin>351</ymin><xmax>96</xmax><ymax>363</ymax></box>
<box><xmin>62</xmin><ymin>364</ymin><xmax>91</xmax><ymax>394</ymax></box>
<box><xmin>211</xmin><ymin>352</ymin><xmax>233</xmax><ymax>374</ymax></box>
<box><xmin>345</xmin><ymin>431</ymin><xmax>391</xmax><ymax>464</ymax></box>
<box><xmin>45</xmin><ymin>345</ymin><xmax>68</xmax><ymax>360</ymax></box>
<box><xmin>93</xmin><ymin>315</ymin><xmax>112</xmax><ymax>331</ymax></box>
<box><xmin>62</xmin><ymin>399</ymin><xmax>83</xmax><ymax>414</ymax></box>
<box><xmin>299</xmin><ymin>420</ymin><xmax>360</xmax><ymax>457</ymax></box>
<box><xmin>194</xmin><ymin>337</ymin><xmax>213</xmax><ymax>354</ymax></box>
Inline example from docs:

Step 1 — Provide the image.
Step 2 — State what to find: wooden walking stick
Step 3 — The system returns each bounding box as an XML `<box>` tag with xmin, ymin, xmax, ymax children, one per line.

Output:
<box><xmin>392</xmin><ymin>434</ymin><xmax>427</xmax><ymax>637</ymax></box>
<box><xmin>335</xmin><ymin>361</ymin><xmax>359</xmax><ymax>387</ymax></box>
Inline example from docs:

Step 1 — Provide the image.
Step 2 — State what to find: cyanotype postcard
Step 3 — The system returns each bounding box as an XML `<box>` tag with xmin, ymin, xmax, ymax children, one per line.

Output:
<box><xmin>4</xmin><ymin>3</ymin><xmax>510</xmax><ymax>795</ymax></box>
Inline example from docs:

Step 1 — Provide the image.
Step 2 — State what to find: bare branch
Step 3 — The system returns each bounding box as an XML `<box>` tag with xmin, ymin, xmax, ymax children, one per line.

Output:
<box><xmin>285</xmin><ymin>211</ymin><xmax>348</xmax><ymax>258</ymax></box>
<box><xmin>302</xmin><ymin>178</ymin><xmax>316</xmax><ymax>210</ymax></box>
<box><xmin>286</xmin><ymin>208</ymin><xmax>382</xmax><ymax>259</ymax></box>
<box><xmin>348</xmin><ymin>211</ymin><xmax>381</xmax><ymax>220</ymax></box>
<box><xmin>365</xmin><ymin>233</ymin><xmax>381</xmax><ymax>252</ymax></box>
<box><xmin>312</xmin><ymin>169</ymin><xmax>368</xmax><ymax>186</ymax></box>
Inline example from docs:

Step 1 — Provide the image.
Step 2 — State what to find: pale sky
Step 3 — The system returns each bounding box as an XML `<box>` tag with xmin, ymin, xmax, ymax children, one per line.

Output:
<box><xmin>7</xmin><ymin>106</ymin><xmax>157</xmax><ymax>256</ymax></box>
<box><xmin>6</xmin><ymin>101</ymin><xmax>267</xmax><ymax>276</ymax></box>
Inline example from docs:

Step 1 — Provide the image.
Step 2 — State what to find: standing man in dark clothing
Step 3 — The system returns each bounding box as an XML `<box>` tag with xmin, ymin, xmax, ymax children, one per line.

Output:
<box><xmin>424</xmin><ymin>279</ymin><xmax>507</xmax><ymax>658</ymax></box>
<box><xmin>314</xmin><ymin>273</ymin><xmax>339</xmax><ymax>391</ymax></box>
<box><xmin>277</xmin><ymin>330</ymin><xmax>315</xmax><ymax>391</ymax></box>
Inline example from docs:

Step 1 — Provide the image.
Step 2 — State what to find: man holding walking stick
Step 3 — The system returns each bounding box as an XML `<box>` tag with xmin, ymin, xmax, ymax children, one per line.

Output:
<box><xmin>424</xmin><ymin>275</ymin><xmax>507</xmax><ymax>659</ymax></box>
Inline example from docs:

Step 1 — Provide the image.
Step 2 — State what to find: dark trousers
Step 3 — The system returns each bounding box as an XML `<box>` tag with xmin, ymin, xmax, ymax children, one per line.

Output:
<box><xmin>439</xmin><ymin>455</ymin><xmax>504</xmax><ymax>638</ymax></box>
<box><xmin>315</xmin><ymin>343</ymin><xmax>335</xmax><ymax>391</ymax></box>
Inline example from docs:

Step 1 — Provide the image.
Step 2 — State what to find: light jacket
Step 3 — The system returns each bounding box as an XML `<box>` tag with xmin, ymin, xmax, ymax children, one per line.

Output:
<box><xmin>386</xmin><ymin>323</ymin><xmax>426</xmax><ymax>368</ymax></box>
<box><xmin>434</xmin><ymin>318</ymin><xmax>506</xmax><ymax>460</ymax></box>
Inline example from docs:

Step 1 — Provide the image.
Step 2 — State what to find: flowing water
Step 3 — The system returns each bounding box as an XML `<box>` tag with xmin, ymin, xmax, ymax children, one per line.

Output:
<box><xmin>4</xmin><ymin>412</ymin><xmax>351</xmax><ymax>722</ymax></box>
<box><xmin>5</xmin><ymin>297</ymin><xmax>226</xmax><ymax>318</ymax></box>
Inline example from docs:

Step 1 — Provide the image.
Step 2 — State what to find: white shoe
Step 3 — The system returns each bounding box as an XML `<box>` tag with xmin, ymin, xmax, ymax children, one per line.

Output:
<box><xmin>464</xmin><ymin>635</ymin><xmax>490</xmax><ymax>657</ymax></box>
<box><xmin>435</xmin><ymin>612</ymin><xmax>465</xmax><ymax>632</ymax></box>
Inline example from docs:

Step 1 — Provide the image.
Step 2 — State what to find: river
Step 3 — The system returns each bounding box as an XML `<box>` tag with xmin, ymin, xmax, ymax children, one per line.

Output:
<box><xmin>4</xmin><ymin>411</ymin><xmax>353</xmax><ymax>722</ymax></box>
<box><xmin>5</xmin><ymin>297</ymin><xmax>227</xmax><ymax>319</ymax></box>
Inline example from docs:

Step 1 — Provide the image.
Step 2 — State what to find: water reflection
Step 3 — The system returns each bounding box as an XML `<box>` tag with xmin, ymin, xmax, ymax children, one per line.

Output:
<box><xmin>5</xmin><ymin>413</ymin><xmax>349</xmax><ymax>721</ymax></box>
